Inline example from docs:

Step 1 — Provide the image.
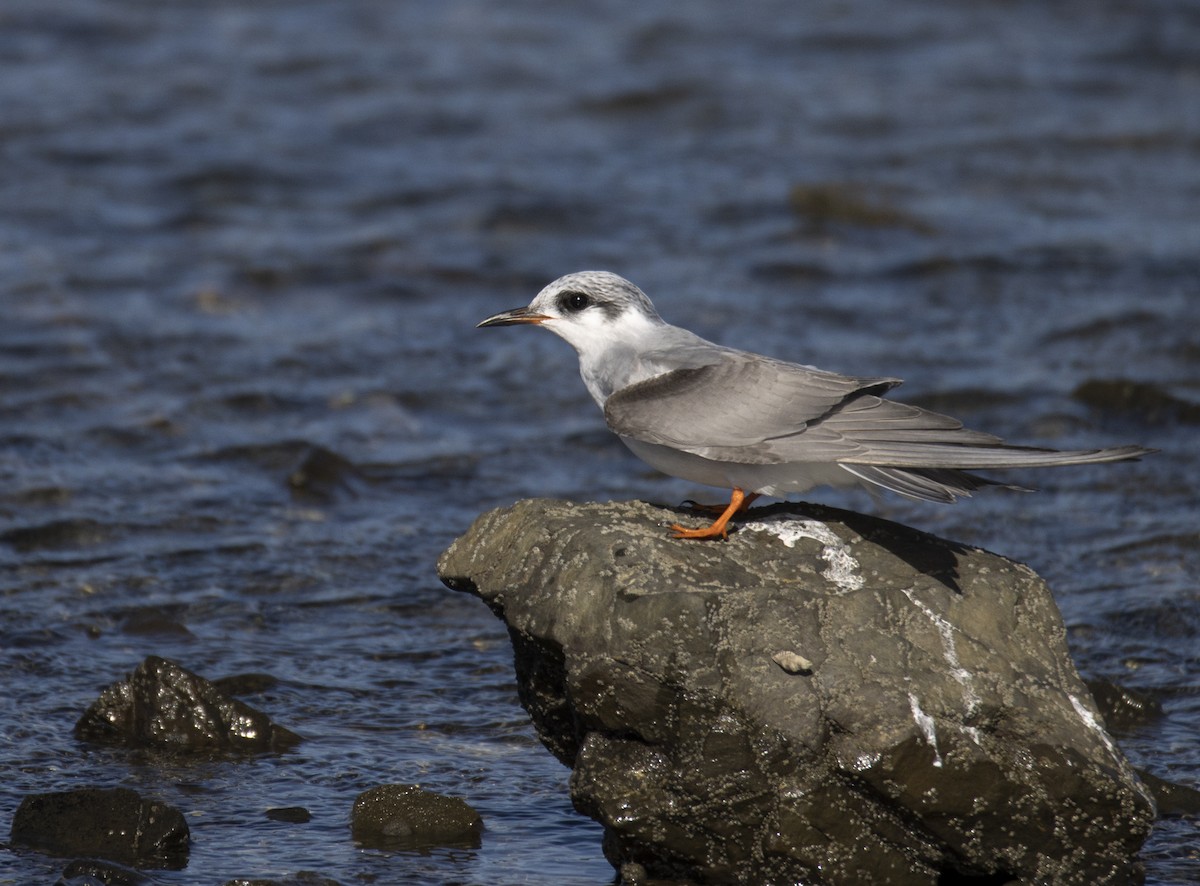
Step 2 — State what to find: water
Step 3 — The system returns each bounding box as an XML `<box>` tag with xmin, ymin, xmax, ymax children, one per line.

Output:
<box><xmin>1</xmin><ymin>1</ymin><xmax>1197</xmax><ymax>883</ymax></box>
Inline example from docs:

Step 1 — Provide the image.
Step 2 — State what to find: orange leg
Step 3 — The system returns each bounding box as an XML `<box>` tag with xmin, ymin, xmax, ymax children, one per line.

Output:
<box><xmin>671</xmin><ymin>488</ymin><xmax>760</xmax><ymax>540</ymax></box>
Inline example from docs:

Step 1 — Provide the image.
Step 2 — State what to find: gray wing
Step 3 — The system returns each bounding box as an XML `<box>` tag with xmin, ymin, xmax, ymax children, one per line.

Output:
<box><xmin>603</xmin><ymin>356</ymin><xmax>903</xmax><ymax>463</ymax></box>
<box><xmin>604</xmin><ymin>356</ymin><xmax>1150</xmax><ymax>469</ymax></box>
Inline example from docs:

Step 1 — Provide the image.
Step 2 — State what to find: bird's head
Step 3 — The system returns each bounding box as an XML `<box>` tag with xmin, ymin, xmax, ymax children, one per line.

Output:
<box><xmin>477</xmin><ymin>271</ymin><xmax>664</xmax><ymax>357</ymax></box>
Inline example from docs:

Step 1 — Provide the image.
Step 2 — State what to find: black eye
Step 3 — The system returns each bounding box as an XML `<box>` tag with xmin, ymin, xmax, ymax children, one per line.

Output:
<box><xmin>559</xmin><ymin>290</ymin><xmax>590</xmax><ymax>313</ymax></box>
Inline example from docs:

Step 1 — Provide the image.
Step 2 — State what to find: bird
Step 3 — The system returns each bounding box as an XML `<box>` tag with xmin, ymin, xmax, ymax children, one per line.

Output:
<box><xmin>478</xmin><ymin>271</ymin><xmax>1153</xmax><ymax>540</ymax></box>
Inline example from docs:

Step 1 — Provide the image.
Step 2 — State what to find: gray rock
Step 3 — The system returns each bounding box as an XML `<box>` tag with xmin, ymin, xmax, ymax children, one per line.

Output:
<box><xmin>11</xmin><ymin>787</ymin><xmax>189</xmax><ymax>869</ymax></box>
<box><xmin>350</xmin><ymin>784</ymin><xmax>483</xmax><ymax>851</ymax></box>
<box><xmin>438</xmin><ymin>498</ymin><xmax>1156</xmax><ymax>885</ymax></box>
<box><xmin>75</xmin><ymin>656</ymin><xmax>301</xmax><ymax>753</ymax></box>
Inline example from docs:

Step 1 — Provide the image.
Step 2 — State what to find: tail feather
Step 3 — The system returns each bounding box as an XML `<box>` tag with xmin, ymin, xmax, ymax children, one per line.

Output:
<box><xmin>840</xmin><ymin>464</ymin><xmax>1019</xmax><ymax>503</ymax></box>
<box><xmin>840</xmin><ymin>443</ymin><xmax>1152</xmax><ymax>471</ymax></box>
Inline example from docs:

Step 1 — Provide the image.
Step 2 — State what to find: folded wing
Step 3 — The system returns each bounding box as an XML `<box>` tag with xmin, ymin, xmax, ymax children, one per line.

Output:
<box><xmin>603</xmin><ymin>356</ymin><xmax>901</xmax><ymax>463</ymax></box>
<box><xmin>603</xmin><ymin>356</ymin><xmax>1151</xmax><ymax>475</ymax></box>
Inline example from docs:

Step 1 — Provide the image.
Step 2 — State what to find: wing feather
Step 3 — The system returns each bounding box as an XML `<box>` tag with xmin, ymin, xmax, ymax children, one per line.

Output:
<box><xmin>603</xmin><ymin>357</ymin><xmax>898</xmax><ymax>460</ymax></box>
<box><xmin>604</xmin><ymin>355</ymin><xmax>1152</xmax><ymax>471</ymax></box>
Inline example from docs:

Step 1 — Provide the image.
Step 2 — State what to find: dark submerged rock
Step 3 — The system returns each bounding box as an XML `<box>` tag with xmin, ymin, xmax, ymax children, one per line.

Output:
<box><xmin>265</xmin><ymin>806</ymin><xmax>313</xmax><ymax>823</ymax></box>
<box><xmin>350</xmin><ymin>784</ymin><xmax>483</xmax><ymax>851</ymax></box>
<box><xmin>1086</xmin><ymin>679</ymin><xmax>1165</xmax><ymax>734</ymax></box>
<box><xmin>438</xmin><ymin>498</ymin><xmax>1156</xmax><ymax>885</ymax></box>
<box><xmin>0</xmin><ymin>518</ymin><xmax>114</xmax><ymax>552</ymax></box>
<box><xmin>222</xmin><ymin>874</ymin><xmax>342</xmax><ymax>886</ymax></box>
<box><xmin>788</xmin><ymin>182</ymin><xmax>935</xmax><ymax>233</ymax></box>
<box><xmin>75</xmin><ymin>656</ymin><xmax>301</xmax><ymax>753</ymax></box>
<box><xmin>57</xmin><ymin>858</ymin><xmax>148</xmax><ymax>885</ymax></box>
<box><xmin>1073</xmin><ymin>378</ymin><xmax>1200</xmax><ymax>425</ymax></box>
<box><xmin>11</xmin><ymin>787</ymin><xmax>188</xmax><ymax>869</ymax></box>
<box><xmin>1136</xmin><ymin>770</ymin><xmax>1200</xmax><ymax>819</ymax></box>
<box><xmin>287</xmin><ymin>445</ymin><xmax>364</xmax><ymax>501</ymax></box>
<box><xmin>212</xmin><ymin>672</ymin><xmax>281</xmax><ymax>696</ymax></box>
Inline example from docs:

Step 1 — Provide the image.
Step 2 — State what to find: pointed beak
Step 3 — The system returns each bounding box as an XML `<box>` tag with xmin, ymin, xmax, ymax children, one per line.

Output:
<box><xmin>476</xmin><ymin>306</ymin><xmax>552</xmax><ymax>328</ymax></box>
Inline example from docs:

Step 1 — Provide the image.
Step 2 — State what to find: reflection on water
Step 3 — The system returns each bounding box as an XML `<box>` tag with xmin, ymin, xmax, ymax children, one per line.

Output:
<box><xmin>1</xmin><ymin>0</ymin><xmax>1197</xmax><ymax>882</ymax></box>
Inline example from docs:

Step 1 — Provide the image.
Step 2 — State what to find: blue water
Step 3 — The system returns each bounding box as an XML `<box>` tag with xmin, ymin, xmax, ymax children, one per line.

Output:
<box><xmin>1</xmin><ymin>1</ymin><xmax>1197</xmax><ymax>883</ymax></box>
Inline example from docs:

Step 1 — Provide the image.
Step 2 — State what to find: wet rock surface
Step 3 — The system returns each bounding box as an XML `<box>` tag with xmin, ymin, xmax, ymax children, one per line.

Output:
<box><xmin>439</xmin><ymin>498</ymin><xmax>1157</xmax><ymax>885</ymax></box>
<box><xmin>350</xmin><ymin>784</ymin><xmax>484</xmax><ymax>851</ymax></box>
<box><xmin>11</xmin><ymin>787</ymin><xmax>189</xmax><ymax>870</ymax></box>
<box><xmin>74</xmin><ymin>656</ymin><xmax>301</xmax><ymax>754</ymax></box>
<box><xmin>57</xmin><ymin>858</ymin><xmax>149</xmax><ymax>886</ymax></box>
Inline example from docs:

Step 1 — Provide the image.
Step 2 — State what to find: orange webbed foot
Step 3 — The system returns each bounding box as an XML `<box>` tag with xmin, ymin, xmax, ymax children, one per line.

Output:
<box><xmin>671</xmin><ymin>521</ymin><xmax>731</xmax><ymax>540</ymax></box>
<box><xmin>669</xmin><ymin>489</ymin><xmax>759</xmax><ymax>541</ymax></box>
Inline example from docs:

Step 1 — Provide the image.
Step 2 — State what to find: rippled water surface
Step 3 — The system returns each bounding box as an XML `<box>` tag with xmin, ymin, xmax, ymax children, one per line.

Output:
<box><xmin>1</xmin><ymin>1</ymin><xmax>1198</xmax><ymax>883</ymax></box>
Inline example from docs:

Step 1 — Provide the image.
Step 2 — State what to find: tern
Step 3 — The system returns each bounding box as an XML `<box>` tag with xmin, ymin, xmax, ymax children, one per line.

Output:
<box><xmin>478</xmin><ymin>271</ymin><xmax>1152</xmax><ymax>540</ymax></box>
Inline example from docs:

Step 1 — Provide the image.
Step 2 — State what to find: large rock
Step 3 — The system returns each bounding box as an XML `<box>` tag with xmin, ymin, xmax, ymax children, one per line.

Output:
<box><xmin>438</xmin><ymin>498</ymin><xmax>1155</xmax><ymax>885</ymax></box>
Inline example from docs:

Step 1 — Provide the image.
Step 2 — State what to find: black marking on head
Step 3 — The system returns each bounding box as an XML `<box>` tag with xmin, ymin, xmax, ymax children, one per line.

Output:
<box><xmin>555</xmin><ymin>288</ymin><xmax>624</xmax><ymax>321</ymax></box>
<box><xmin>537</xmin><ymin>271</ymin><xmax>663</xmax><ymax>324</ymax></box>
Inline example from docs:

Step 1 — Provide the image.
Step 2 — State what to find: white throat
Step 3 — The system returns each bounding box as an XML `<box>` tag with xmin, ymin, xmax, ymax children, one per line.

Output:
<box><xmin>543</xmin><ymin>309</ymin><xmax>668</xmax><ymax>406</ymax></box>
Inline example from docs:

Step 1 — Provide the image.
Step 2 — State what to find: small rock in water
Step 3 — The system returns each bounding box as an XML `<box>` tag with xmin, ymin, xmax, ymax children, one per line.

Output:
<box><xmin>350</xmin><ymin>784</ymin><xmax>483</xmax><ymax>850</ymax></box>
<box><xmin>265</xmin><ymin>806</ymin><xmax>313</xmax><ymax>823</ymax></box>
<box><xmin>75</xmin><ymin>656</ymin><xmax>301</xmax><ymax>753</ymax></box>
<box><xmin>11</xmin><ymin>787</ymin><xmax>189</xmax><ymax>869</ymax></box>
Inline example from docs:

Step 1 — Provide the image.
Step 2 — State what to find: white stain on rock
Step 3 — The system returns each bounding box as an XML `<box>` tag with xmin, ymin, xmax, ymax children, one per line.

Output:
<box><xmin>1070</xmin><ymin>693</ymin><xmax>1123</xmax><ymax>766</ymax></box>
<box><xmin>743</xmin><ymin>517</ymin><xmax>864</xmax><ymax>592</ymax></box>
<box><xmin>901</xmin><ymin>587</ymin><xmax>980</xmax><ymax>715</ymax></box>
<box><xmin>908</xmin><ymin>692</ymin><xmax>943</xmax><ymax>767</ymax></box>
